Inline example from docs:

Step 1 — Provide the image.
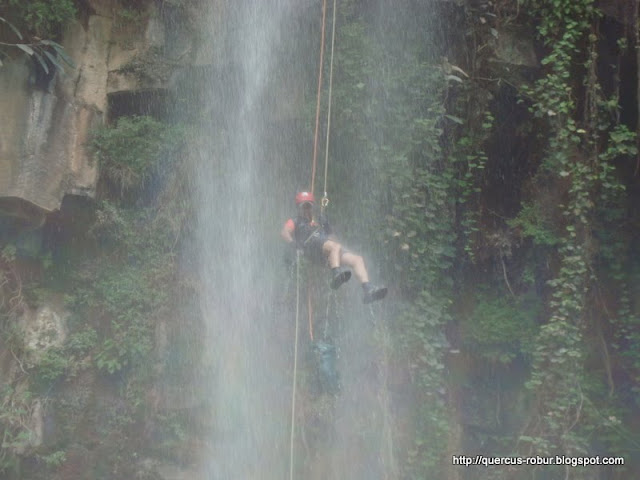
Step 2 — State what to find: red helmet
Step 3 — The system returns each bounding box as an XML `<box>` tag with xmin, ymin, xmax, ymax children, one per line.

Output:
<box><xmin>295</xmin><ymin>191</ymin><xmax>315</xmax><ymax>205</ymax></box>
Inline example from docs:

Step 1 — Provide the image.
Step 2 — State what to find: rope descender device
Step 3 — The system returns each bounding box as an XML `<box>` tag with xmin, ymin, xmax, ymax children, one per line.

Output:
<box><xmin>320</xmin><ymin>194</ymin><xmax>329</xmax><ymax>216</ymax></box>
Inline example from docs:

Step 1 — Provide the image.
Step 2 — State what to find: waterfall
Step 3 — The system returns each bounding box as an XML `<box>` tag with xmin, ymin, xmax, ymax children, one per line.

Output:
<box><xmin>194</xmin><ymin>2</ymin><xmax>307</xmax><ymax>478</ymax></box>
<box><xmin>192</xmin><ymin>1</ymin><xmax>407</xmax><ymax>478</ymax></box>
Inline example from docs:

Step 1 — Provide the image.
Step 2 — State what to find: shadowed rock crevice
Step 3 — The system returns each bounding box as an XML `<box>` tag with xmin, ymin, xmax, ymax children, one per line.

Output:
<box><xmin>107</xmin><ymin>89</ymin><xmax>173</xmax><ymax>122</ymax></box>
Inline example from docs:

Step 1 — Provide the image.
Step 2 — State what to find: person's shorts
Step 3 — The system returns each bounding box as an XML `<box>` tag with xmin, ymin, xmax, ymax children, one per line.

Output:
<box><xmin>303</xmin><ymin>234</ymin><xmax>351</xmax><ymax>266</ymax></box>
<box><xmin>303</xmin><ymin>232</ymin><xmax>329</xmax><ymax>265</ymax></box>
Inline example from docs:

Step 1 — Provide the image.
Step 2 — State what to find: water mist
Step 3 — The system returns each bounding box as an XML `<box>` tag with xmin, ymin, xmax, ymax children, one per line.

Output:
<box><xmin>192</xmin><ymin>1</ymin><xmax>404</xmax><ymax>478</ymax></box>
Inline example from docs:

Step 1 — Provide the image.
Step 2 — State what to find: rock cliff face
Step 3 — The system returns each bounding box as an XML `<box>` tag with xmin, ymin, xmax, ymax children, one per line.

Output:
<box><xmin>0</xmin><ymin>3</ymin><xmax>218</xmax><ymax>479</ymax></box>
<box><xmin>0</xmin><ymin>53</ymin><xmax>97</xmax><ymax>226</ymax></box>
<box><xmin>0</xmin><ymin>0</ymin><xmax>214</xmax><ymax>228</ymax></box>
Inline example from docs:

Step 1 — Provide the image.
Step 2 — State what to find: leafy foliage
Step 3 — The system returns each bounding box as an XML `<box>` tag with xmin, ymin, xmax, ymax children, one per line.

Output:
<box><xmin>0</xmin><ymin>0</ymin><xmax>76</xmax><ymax>38</ymax></box>
<box><xmin>463</xmin><ymin>293</ymin><xmax>539</xmax><ymax>364</ymax></box>
<box><xmin>509</xmin><ymin>201</ymin><xmax>560</xmax><ymax>246</ymax></box>
<box><xmin>78</xmin><ymin>116</ymin><xmax>194</xmax><ymax>380</ymax></box>
<box><xmin>90</xmin><ymin>116</ymin><xmax>186</xmax><ymax>195</ymax></box>
<box><xmin>0</xmin><ymin>0</ymin><xmax>76</xmax><ymax>74</ymax></box>
<box><xmin>507</xmin><ymin>0</ymin><xmax>638</xmax><ymax>473</ymax></box>
<box><xmin>0</xmin><ymin>385</ymin><xmax>42</xmax><ymax>476</ymax></box>
<box><xmin>2</xmin><ymin>0</ymin><xmax>640</xmax><ymax>478</ymax></box>
<box><xmin>66</xmin><ymin>200</ymin><xmax>178</xmax><ymax>375</ymax></box>
<box><xmin>34</xmin><ymin>347</ymin><xmax>69</xmax><ymax>385</ymax></box>
<box><xmin>450</xmin><ymin>94</ymin><xmax>493</xmax><ymax>261</ymax></box>
<box><xmin>0</xmin><ymin>108</ymin><xmax>195</xmax><ymax>476</ymax></box>
<box><xmin>0</xmin><ymin>16</ymin><xmax>75</xmax><ymax>82</ymax></box>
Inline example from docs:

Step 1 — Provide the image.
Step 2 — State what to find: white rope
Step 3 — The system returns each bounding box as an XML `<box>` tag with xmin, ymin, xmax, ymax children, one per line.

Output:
<box><xmin>290</xmin><ymin>2</ymin><xmax>339</xmax><ymax>475</ymax></box>
<box><xmin>289</xmin><ymin>250</ymin><xmax>301</xmax><ymax>480</ymax></box>
<box><xmin>321</xmin><ymin>0</ymin><xmax>338</xmax><ymax>213</ymax></box>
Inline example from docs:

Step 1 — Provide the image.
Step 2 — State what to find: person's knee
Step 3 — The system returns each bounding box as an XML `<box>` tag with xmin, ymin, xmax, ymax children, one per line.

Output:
<box><xmin>323</xmin><ymin>240</ymin><xmax>341</xmax><ymax>253</ymax></box>
<box><xmin>343</xmin><ymin>253</ymin><xmax>364</xmax><ymax>268</ymax></box>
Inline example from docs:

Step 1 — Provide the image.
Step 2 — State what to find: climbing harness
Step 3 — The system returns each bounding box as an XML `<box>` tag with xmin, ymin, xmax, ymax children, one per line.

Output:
<box><xmin>289</xmin><ymin>0</ymin><xmax>339</xmax><ymax>478</ymax></box>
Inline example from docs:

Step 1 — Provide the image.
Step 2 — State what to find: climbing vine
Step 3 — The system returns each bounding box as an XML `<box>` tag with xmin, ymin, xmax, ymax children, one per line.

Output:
<box><xmin>519</xmin><ymin>0</ymin><xmax>598</xmax><ymax>463</ymax></box>
<box><xmin>515</xmin><ymin>0</ymin><xmax>637</xmax><ymax>473</ymax></box>
<box><xmin>384</xmin><ymin>70</ymin><xmax>456</xmax><ymax>473</ymax></box>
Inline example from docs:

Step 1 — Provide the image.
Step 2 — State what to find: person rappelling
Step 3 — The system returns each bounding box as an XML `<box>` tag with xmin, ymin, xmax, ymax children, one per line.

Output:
<box><xmin>281</xmin><ymin>191</ymin><xmax>387</xmax><ymax>304</ymax></box>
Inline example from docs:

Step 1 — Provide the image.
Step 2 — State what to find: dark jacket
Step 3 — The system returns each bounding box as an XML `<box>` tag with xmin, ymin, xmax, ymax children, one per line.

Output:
<box><xmin>291</xmin><ymin>214</ymin><xmax>332</xmax><ymax>248</ymax></box>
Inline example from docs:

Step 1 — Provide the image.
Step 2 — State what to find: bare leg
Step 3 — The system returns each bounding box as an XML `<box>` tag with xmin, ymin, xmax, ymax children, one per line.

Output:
<box><xmin>322</xmin><ymin>240</ymin><xmax>342</xmax><ymax>269</ymax></box>
<box><xmin>323</xmin><ymin>241</ymin><xmax>385</xmax><ymax>301</ymax></box>
<box><xmin>340</xmin><ymin>252</ymin><xmax>369</xmax><ymax>284</ymax></box>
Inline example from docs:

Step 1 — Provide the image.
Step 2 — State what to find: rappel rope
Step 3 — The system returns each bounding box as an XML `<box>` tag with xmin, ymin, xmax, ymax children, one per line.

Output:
<box><xmin>308</xmin><ymin>279</ymin><xmax>315</xmax><ymax>341</ymax></box>
<box><xmin>310</xmin><ymin>0</ymin><xmax>328</xmax><ymax>199</ymax></box>
<box><xmin>289</xmin><ymin>0</ymin><xmax>339</xmax><ymax>478</ymax></box>
<box><xmin>323</xmin><ymin>289</ymin><xmax>334</xmax><ymax>339</ymax></box>
<box><xmin>289</xmin><ymin>250</ymin><xmax>301</xmax><ymax>480</ymax></box>
<box><xmin>321</xmin><ymin>0</ymin><xmax>338</xmax><ymax>215</ymax></box>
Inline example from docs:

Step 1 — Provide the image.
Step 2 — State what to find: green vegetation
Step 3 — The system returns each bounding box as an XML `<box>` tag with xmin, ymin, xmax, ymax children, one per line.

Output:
<box><xmin>510</xmin><ymin>201</ymin><xmax>560</xmax><ymax>246</ymax></box>
<box><xmin>0</xmin><ymin>0</ymin><xmax>76</xmax><ymax>38</ymax></box>
<box><xmin>2</xmin><ymin>0</ymin><xmax>640</xmax><ymax>478</ymax></box>
<box><xmin>327</xmin><ymin>0</ymin><xmax>640</xmax><ymax>477</ymax></box>
<box><xmin>508</xmin><ymin>0</ymin><xmax>639</xmax><ymax>470</ymax></box>
<box><xmin>76</xmin><ymin>208</ymin><xmax>172</xmax><ymax>374</ymax></box>
<box><xmin>462</xmin><ymin>292</ymin><xmax>539</xmax><ymax>364</ymax></box>
<box><xmin>74</xmin><ymin>118</ymin><xmax>193</xmax><ymax>380</ymax></box>
<box><xmin>0</xmin><ymin>0</ymin><xmax>76</xmax><ymax>78</ymax></box>
<box><xmin>90</xmin><ymin>116</ymin><xmax>186</xmax><ymax>195</ymax></box>
<box><xmin>520</xmin><ymin>0</ymin><xmax>600</xmax><ymax>462</ymax></box>
<box><xmin>325</xmin><ymin>3</ymin><xmax>456</xmax><ymax>476</ymax></box>
<box><xmin>0</xmin><ymin>113</ymin><xmax>197</xmax><ymax>478</ymax></box>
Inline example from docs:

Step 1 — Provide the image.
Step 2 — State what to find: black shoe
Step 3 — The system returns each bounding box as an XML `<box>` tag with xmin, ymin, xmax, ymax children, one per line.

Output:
<box><xmin>363</xmin><ymin>283</ymin><xmax>387</xmax><ymax>304</ymax></box>
<box><xmin>330</xmin><ymin>267</ymin><xmax>351</xmax><ymax>289</ymax></box>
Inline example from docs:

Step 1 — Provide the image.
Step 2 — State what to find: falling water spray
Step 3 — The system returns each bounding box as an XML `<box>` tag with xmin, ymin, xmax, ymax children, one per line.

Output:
<box><xmin>190</xmin><ymin>1</ymin><xmax>412</xmax><ymax>478</ymax></box>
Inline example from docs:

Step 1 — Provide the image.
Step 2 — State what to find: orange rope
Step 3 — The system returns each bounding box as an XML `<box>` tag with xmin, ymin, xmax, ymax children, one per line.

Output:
<box><xmin>290</xmin><ymin>4</ymin><xmax>332</xmax><ymax>476</ymax></box>
<box><xmin>310</xmin><ymin>0</ymin><xmax>328</xmax><ymax>196</ymax></box>
<box><xmin>307</xmin><ymin>0</ymin><xmax>330</xmax><ymax>341</ymax></box>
